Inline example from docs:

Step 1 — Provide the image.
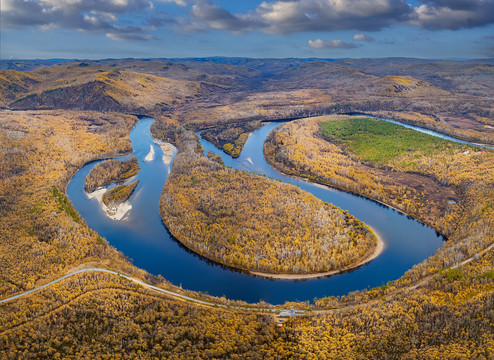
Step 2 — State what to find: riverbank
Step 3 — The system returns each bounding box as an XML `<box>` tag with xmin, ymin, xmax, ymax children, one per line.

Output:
<box><xmin>68</xmin><ymin>117</ymin><xmax>445</xmax><ymax>304</ymax></box>
<box><xmin>154</xmin><ymin>140</ymin><xmax>176</xmax><ymax>165</ymax></box>
<box><xmin>86</xmin><ymin>188</ymin><xmax>133</xmax><ymax>221</ymax></box>
<box><xmin>263</xmin><ymin>116</ymin><xmax>460</xmax><ymax>232</ymax></box>
<box><xmin>250</xmin><ymin>229</ymin><xmax>385</xmax><ymax>280</ymax></box>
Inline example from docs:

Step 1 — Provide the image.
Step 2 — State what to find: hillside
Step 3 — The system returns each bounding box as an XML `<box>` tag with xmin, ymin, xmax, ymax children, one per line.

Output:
<box><xmin>366</xmin><ymin>75</ymin><xmax>451</xmax><ymax>97</ymax></box>
<box><xmin>262</xmin><ymin>62</ymin><xmax>375</xmax><ymax>91</ymax></box>
<box><xmin>0</xmin><ymin>71</ymin><xmax>40</xmax><ymax>106</ymax></box>
<box><xmin>2</xmin><ymin>64</ymin><xmax>228</xmax><ymax>115</ymax></box>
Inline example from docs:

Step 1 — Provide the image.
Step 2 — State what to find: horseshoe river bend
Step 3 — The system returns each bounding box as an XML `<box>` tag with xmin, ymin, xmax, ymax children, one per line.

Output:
<box><xmin>67</xmin><ymin>116</ymin><xmax>446</xmax><ymax>304</ymax></box>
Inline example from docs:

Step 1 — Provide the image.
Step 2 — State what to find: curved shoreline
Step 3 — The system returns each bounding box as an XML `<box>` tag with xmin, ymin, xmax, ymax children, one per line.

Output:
<box><xmin>263</xmin><ymin>136</ymin><xmax>443</xmax><ymax>234</ymax></box>
<box><xmin>86</xmin><ymin>187</ymin><xmax>133</xmax><ymax>221</ymax></box>
<box><xmin>249</xmin><ymin>229</ymin><xmax>385</xmax><ymax>280</ymax></box>
<box><xmin>67</xmin><ymin>117</ymin><xmax>446</xmax><ymax>303</ymax></box>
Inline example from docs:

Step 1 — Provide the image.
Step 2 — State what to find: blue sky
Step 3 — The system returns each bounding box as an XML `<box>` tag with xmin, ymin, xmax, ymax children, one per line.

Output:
<box><xmin>1</xmin><ymin>0</ymin><xmax>494</xmax><ymax>59</ymax></box>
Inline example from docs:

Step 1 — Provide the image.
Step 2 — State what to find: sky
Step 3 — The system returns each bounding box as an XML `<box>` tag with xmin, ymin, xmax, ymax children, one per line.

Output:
<box><xmin>1</xmin><ymin>0</ymin><xmax>494</xmax><ymax>59</ymax></box>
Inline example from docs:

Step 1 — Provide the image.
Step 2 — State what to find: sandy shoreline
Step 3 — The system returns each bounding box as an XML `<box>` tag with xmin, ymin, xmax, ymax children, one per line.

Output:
<box><xmin>154</xmin><ymin>140</ymin><xmax>176</xmax><ymax>165</ymax></box>
<box><xmin>86</xmin><ymin>188</ymin><xmax>132</xmax><ymax>221</ymax></box>
<box><xmin>249</xmin><ymin>229</ymin><xmax>385</xmax><ymax>280</ymax></box>
<box><xmin>144</xmin><ymin>145</ymin><xmax>155</xmax><ymax>162</ymax></box>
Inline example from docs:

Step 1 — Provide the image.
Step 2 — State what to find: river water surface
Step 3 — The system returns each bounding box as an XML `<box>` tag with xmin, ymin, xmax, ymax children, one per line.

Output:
<box><xmin>68</xmin><ymin>116</ymin><xmax>446</xmax><ymax>304</ymax></box>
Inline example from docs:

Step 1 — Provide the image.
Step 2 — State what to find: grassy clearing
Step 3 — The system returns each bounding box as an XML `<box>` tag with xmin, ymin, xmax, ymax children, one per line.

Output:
<box><xmin>320</xmin><ymin>117</ymin><xmax>462</xmax><ymax>165</ymax></box>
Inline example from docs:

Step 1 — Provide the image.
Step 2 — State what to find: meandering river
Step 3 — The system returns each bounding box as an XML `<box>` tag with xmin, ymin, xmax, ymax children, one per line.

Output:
<box><xmin>67</xmin><ymin>116</ymin><xmax>446</xmax><ymax>304</ymax></box>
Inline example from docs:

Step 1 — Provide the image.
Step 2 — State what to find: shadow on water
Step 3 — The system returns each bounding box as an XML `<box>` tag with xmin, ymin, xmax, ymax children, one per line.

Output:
<box><xmin>68</xmin><ymin>116</ymin><xmax>450</xmax><ymax>304</ymax></box>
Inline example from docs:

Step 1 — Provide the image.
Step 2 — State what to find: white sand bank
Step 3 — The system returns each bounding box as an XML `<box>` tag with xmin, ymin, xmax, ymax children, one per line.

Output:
<box><xmin>144</xmin><ymin>145</ymin><xmax>155</xmax><ymax>162</ymax></box>
<box><xmin>86</xmin><ymin>188</ymin><xmax>132</xmax><ymax>221</ymax></box>
<box><xmin>154</xmin><ymin>140</ymin><xmax>176</xmax><ymax>165</ymax></box>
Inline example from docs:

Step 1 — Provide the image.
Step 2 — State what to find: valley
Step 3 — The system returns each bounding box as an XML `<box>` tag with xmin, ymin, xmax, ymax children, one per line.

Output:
<box><xmin>0</xmin><ymin>57</ymin><xmax>493</xmax><ymax>358</ymax></box>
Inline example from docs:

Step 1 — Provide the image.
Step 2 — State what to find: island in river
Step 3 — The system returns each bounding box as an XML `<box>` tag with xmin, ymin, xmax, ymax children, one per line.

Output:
<box><xmin>159</xmin><ymin>130</ymin><xmax>379</xmax><ymax>276</ymax></box>
<box><xmin>85</xmin><ymin>156</ymin><xmax>140</xmax><ymax>220</ymax></box>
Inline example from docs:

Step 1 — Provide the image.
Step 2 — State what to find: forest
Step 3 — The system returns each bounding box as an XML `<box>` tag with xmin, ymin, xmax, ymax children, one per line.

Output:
<box><xmin>102</xmin><ymin>180</ymin><xmax>140</xmax><ymax>208</ymax></box>
<box><xmin>160</xmin><ymin>131</ymin><xmax>377</xmax><ymax>275</ymax></box>
<box><xmin>265</xmin><ymin>115</ymin><xmax>493</xmax><ymax>290</ymax></box>
<box><xmin>84</xmin><ymin>156</ymin><xmax>140</xmax><ymax>193</ymax></box>
<box><xmin>0</xmin><ymin>58</ymin><xmax>493</xmax><ymax>358</ymax></box>
<box><xmin>320</xmin><ymin>117</ymin><xmax>459</xmax><ymax>165</ymax></box>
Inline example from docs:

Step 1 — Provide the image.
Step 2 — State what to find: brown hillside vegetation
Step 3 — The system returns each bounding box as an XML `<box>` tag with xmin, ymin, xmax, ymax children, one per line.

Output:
<box><xmin>160</xmin><ymin>131</ymin><xmax>377</xmax><ymax>275</ymax></box>
<box><xmin>1</xmin><ymin>64</ymin><xmax>222</xmax><ymax>115</ymax></box>
<box><xmin>76</xmin><ymin>58</ymin><xmax>262</xmax><ymax>89</ymax></box>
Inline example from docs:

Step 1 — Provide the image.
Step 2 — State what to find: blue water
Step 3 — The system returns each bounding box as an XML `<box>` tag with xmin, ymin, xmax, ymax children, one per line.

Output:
<box><xmin>67</xmin><ymin>116</ymin><xmax>447</xmax><ymax>304</ymax></box>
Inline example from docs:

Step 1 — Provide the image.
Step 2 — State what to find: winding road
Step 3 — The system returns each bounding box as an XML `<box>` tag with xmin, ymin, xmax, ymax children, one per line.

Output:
<box><xmin>1</xmin><ymin>238</ymin><xmax>493</xmax><ymax>315</ymax></box>
<box><xmin>2</xmin><ymin>115</ymin><xmax>493</xmax><ymax>315</ymax></box>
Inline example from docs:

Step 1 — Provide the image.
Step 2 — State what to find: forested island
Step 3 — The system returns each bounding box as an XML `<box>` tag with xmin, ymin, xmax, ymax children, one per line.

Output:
<box><xmin>84</xmin><ymin>156</ymin><xmax>141</xmax><ymax>219</ymax></box>
<box><xmin>160</xmin><ymin>131</ymin><xmax>378</xmax><ymax>276</ymax></box>
<box><xmin>84</xmin><ymin>156</ymin><xmax>140</xmax><ymax>193</ymax></box>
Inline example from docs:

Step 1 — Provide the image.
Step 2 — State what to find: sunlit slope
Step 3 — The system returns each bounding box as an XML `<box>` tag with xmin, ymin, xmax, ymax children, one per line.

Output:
<box><xmin>1</xmin><ymin>64</ymin><xmax>227</xmax><ymax>113</ymax></box>
<box><xmin>0</xmin><ymin>70</ymin><xmax>40</xmax><ymax>106</ymax></box>
<box><xmin>367</xmin><ymin>75</ymin><xmax>451</xmax><ymax>97</ymax></box>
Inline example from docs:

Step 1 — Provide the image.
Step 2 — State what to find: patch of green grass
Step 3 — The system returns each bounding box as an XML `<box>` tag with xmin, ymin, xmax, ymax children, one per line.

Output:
<box><xmin>443</xmin><ymin>268</ymin><xmax>464</xmax><ymax>280</ymax></box>
<box><xmin>477</xmin><ymin>270</ymin><xmax>494</xmax><ymax>279</ymax></box>
<box><xmin>321</xmin><ymin>118</ymin><xmax>459</xmax><ymax>165</ymax></box>
<box><xmin>52</xmin><ymin>186</ymin><xmax>80</xmax><ymax>222</ymax></box>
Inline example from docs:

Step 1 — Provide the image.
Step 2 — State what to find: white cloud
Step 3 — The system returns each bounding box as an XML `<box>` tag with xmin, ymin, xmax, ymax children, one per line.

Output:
<box><xmin>411</xmin><ymin>1</ymin><xmax>494</xmax><ymax>30</ymax></box>
<box><xmin>354</xmin><ymin>33</ymin><xmax>374</xmax><ymax>42</ymax></box>
<box><xmin>181</xmin><ymin>0</ymin><xmax>494</xmax><ymax>34</ymax></box>
<box><xmin>158</xmin><ymin>0</ymin><xmax>187</xmax><ymax>6</ymax></box>
<box><xmin>2</xmin><ymin>0</ymin><xmax>164</xmax><ymax>41</ymax></box>
<box><xmin>308</xmin><ymin>39</ymin><xmax>358</xmax><ymax>49</ymax></box>
<box><xmin>179</xmin><ymin>0</ymin><xmax>412</xmax><ymax>34</ymax></box>
<box><xmin>106</xmin><ymin>32</ymin><xmax>155</xmax><ymax>41</ymax></box>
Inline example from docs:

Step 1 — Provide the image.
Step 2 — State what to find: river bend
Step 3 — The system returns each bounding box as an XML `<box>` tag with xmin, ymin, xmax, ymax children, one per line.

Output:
<box><xmin>67</xmin><ymin>116</ymin><xmax>445</xmax><ymax>304</ymax></box>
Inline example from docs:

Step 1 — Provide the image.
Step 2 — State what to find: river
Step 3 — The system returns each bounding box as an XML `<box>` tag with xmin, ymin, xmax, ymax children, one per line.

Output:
<box><xmin>67</xmin><ymin>116</ymin><xmax>446</xmax><ymax>304</ymax></box>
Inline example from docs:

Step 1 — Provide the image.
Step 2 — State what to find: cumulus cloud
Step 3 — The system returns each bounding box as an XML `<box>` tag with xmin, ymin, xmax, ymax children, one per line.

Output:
<box><xmin>177</xmin><ymin>0</ymin><xmax>263</xmax><ymax>33</ymax></box>
<box><xmin>1</xmin><ymin>0</ymin><xmax>166</xmax><ymax>40</ymax></box>
<box><xmin>308</xmin><ymin>39</ymin><xmax>358</xmax><ymax>49</ymax></box>
<box><xmin>158</xmin><ymin>0</ymin><xmax>187</xmax><ymax>6</ymax></box>
<box><xmin>353</xmin><ymin>33</ymin><xmax>374</xmax><ymax>42</ymax></box>
<box><xmin>182</xmin><ymin>0</ymin><xmax>413</xmax><ymax>34</ymax></box>
<box><xmin>4</xmin><ymin>0</ymin><xmax>494</xmax><ymax>43</ymax></box>
<box><xmin>106</xmin><ymin>33</ymin><xmax>156</xmax><ymax>41</ymax></box>
<box><xmin>256</xmin><ymin>0</ymin><xmax>412</xmax><ymax>34</ymax></box>
<box><xmin>180</xmin><ymin>0</ymin><xmax>494</xmax><ymax>34</ymax></box>
<box><xmin>411</xmin><ymin>0</ymin><xmax>494</xmax><ymax>30</ymax></box>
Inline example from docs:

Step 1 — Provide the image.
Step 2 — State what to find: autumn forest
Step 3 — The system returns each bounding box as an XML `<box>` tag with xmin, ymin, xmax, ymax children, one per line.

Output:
<box><xmin>1</xmin><ymin>57</ymin><xmax>494</xmax><ymax>359</ymax></box>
